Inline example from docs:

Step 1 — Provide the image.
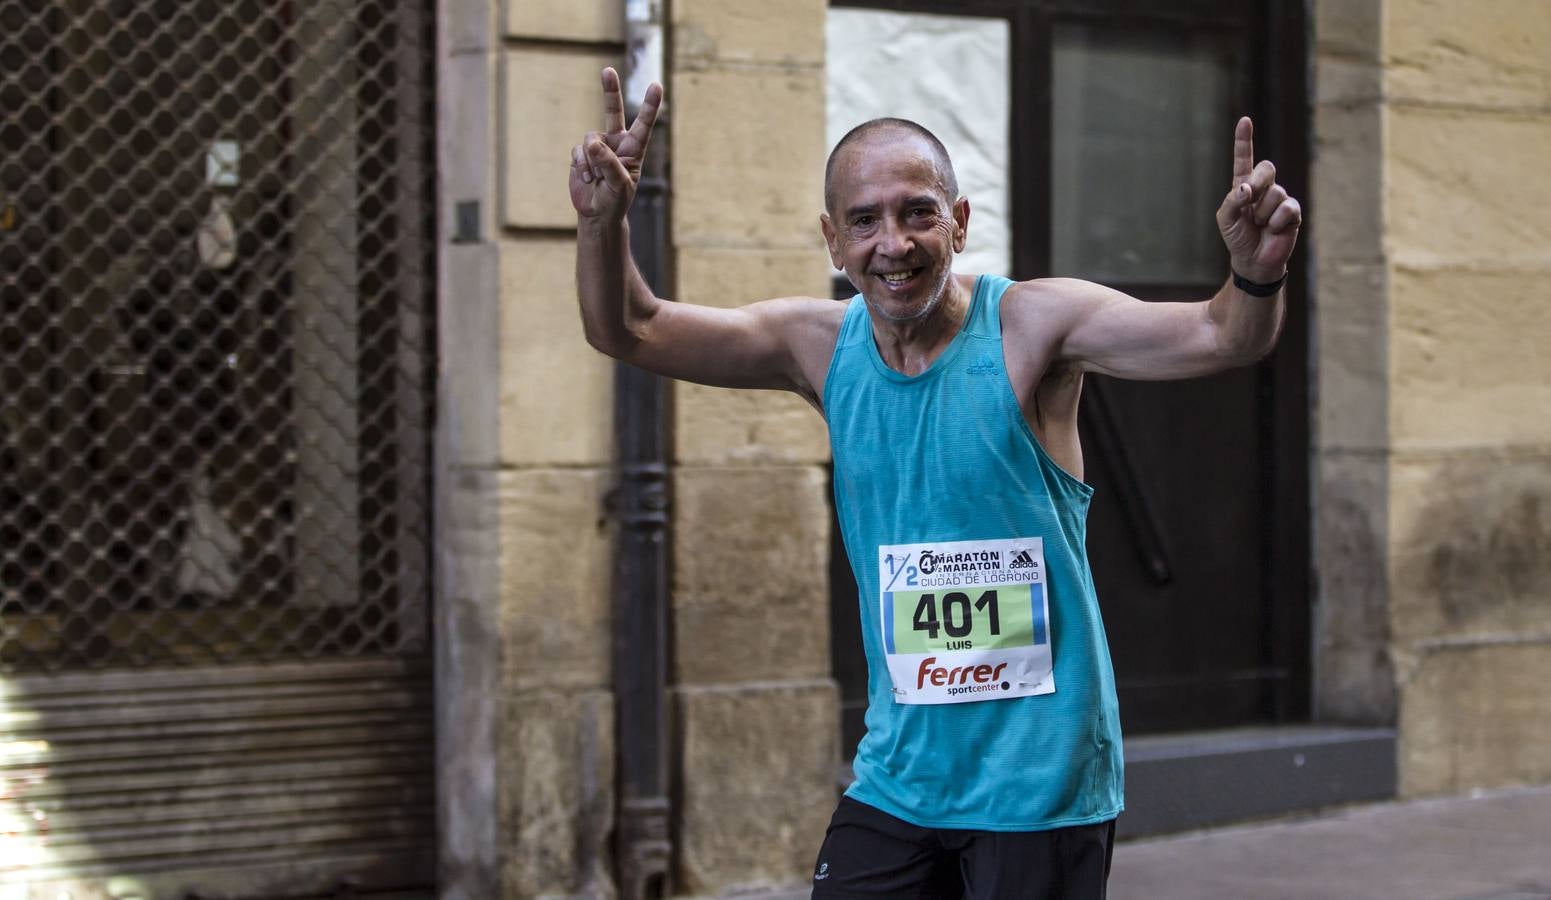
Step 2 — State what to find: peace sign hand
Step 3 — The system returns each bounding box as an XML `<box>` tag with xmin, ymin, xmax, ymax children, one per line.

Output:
<box><xmin>570</xmin><ymin>67</ymin><xmax>663</xmax><ymax>223</ymax></box>
<box><xmin>1215</xmin><ymin>117</ymin><xmax>1302</xmax><ymax>285</ymax></box>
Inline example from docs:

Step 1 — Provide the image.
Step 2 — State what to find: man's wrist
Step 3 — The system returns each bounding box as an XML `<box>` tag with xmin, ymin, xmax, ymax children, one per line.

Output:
<box><xmin>578</xmin><ymin>212</ymin><xmax>627</xmax><ymax>237</ymax></box>
<box><xmin>1230</xmin><ymin>268</ymin><xmax>1287</xmax><ymax>297</ymax></box>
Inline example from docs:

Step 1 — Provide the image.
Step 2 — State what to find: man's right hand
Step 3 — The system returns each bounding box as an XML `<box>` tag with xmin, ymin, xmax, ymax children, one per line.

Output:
<box><xmin>569</xmin><ymin>65</ymin><xmax>837</xmax><ymax>403</ymax></box>
<box><xmin>570</xmin><ymin>67</ymin><xmax>662</xmax><ymax>223</ymax></box>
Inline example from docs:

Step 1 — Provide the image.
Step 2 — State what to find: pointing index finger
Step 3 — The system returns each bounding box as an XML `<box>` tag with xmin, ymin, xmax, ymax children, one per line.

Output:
<box><xmin>1232</xmin><ymin>116</ymin><xmax>1254</xmax><ymax>185</ymax></box>
<box><xmin>601</xmin><ymin>67</ymin><xmax>626</xmax><ymax>134</ymax></box>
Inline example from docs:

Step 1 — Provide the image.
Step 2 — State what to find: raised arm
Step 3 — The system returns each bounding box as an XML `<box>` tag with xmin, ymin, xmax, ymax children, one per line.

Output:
<box><xmin>1048</xmin><ymin>117</ymin><xmax>1302</xmax><ymax>380</ymax></box>
<box><xmin>571</xmin><ymin>68</ymin><xmax>835</xmax><ymax>398</ymax></box>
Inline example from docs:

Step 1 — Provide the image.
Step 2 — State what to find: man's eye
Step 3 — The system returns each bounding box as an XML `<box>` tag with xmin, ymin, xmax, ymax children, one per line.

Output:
<box><xmin>852</xmin><ymin>216</ymin><xmax>876</xmax><ymax>227</ymax></box>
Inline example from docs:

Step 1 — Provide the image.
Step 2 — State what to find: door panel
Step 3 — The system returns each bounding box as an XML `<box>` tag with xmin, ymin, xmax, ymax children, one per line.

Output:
<box><xmin>1082</xmin><ymin>372</ymin><xmax>1274</xmax><ymax>732</ymax></box>
<box><xmin>1044</xmin><ymin>10</ymin><xmax>1307</xmax><ymax>733</ymax></box>
<box><xmin>824</xmin><ymin>0</ymin><xmax>1309</xmax><ymax>751</ymax></box>
<box><xmin>1047</xmin><ymin>14</ymin><xmax>1283</xmax><ymax>733</ymax></box>
<box><xmin>1049</xmin><ymin>23</ymin><xmax>1236</xmax><ymax>285</ymax></box>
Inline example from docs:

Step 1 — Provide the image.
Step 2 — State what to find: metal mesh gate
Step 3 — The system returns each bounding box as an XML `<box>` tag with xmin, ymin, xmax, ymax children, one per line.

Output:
<box><xmin>0</xmin><ymin>0</ymin><xmax>435</xmax><ymax>891</ymax></box>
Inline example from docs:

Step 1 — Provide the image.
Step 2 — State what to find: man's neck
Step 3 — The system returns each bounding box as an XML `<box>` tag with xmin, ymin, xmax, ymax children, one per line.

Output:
<box><xmin>870</xmin><ymin>272</ymin><xmax>975</xmax><ymax>376</ymax></box>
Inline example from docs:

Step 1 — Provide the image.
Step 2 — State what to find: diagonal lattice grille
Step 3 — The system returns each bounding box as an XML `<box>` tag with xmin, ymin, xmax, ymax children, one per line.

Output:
<box><xmin>0</xmin><ymin>0</ymin><xmax>433</xmax><ymax>672</ymax></box>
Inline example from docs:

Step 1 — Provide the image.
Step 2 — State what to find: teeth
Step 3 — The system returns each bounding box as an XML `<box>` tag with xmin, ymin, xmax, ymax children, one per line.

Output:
<box><xmin>880</xmin><ymin>270</ymin><xmax>915</xmax><ymax>284</ymax></box>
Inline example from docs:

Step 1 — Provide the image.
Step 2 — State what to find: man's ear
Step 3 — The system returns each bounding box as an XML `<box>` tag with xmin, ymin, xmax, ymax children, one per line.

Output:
<box><xmin>951</xmin><ymin>197</ymin><xmax>970</xmax><ymax>254</ymax></box>
<box><xmin>819</xmin><ymin>214</ymin><xmax>844</xmax><ymax>270</ymax></box>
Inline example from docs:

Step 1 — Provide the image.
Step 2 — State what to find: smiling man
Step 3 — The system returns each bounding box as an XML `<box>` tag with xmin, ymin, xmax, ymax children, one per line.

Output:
<box><xmin>572</xmin><ymin>68</ymin><xmax>1300</xmax><ymax>899</ymax></box>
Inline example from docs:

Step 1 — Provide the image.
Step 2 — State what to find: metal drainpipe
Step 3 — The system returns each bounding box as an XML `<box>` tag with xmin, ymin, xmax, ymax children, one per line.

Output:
<box><xmin>612</xmin><ymin>2</ymin><xmax>672</xmax><ymax>898</ymax></box>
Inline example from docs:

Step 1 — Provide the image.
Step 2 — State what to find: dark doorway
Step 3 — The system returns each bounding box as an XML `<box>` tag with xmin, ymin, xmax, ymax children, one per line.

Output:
<box><xmin>827</xmin><ymin>0</ymin><xmax>1309</xmax><ymax>752</ymax></box>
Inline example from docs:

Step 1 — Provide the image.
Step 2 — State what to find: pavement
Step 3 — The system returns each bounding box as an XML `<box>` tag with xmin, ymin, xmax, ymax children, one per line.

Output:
<box><xmin>1108</xmin><ymin>784</ymin><xmax>1551</xmax><ymax>900</ymax></box>
<box><xmin>739</xmin><ymin>784</ymin><xmax>1551</xmax><ymax>900</ymax></box>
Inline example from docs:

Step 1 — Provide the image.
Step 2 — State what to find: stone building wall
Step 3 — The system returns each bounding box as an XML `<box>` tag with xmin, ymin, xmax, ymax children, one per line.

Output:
<box><xmin>667</xmin><ymin>0</ymin><xmax>841</xmax><ymax>893</ymax></box>
<box><xmin>1312</xmin><ymin>0</ymin><xmax>1551</xmax><ymax>796</ymax></box>
<box><xmin>1311</xmin><ymin>0</ymin><xmax>1395</xmax><ymax>727</ymax></box>
<box><xmin>438</xmin><ymin>0</ymin><xmax>840</xmax><ymax>896</ymax></box>
<box><xmin>437</xmin><ymin>0</ymin><xmax>623</xmax><ymax>897</ymax></box>
<box><xmin>496</xmin><ymin>1</ymin><xmax>624</xmax><ymax>892</ymax></box>
<box><xmin>1381</xmin><ymin>0</ymin><xmax>1551</xmax><ymax>797</ymax></box>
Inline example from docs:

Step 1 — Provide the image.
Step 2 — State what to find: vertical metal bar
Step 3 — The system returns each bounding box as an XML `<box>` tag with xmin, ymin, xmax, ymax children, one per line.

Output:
<box><xmin>391</xmin><ymin>0</ymin><xmax>433</xmax><ymax>653</ymax></box>
<box><xmin>613</xmin><ymin>4</ymin><xmax>672</xmax><ymax>893</ymax></box>
<box><xmin>612</xmin><ymin>179</ymin><xmax>673</xmax><ymax>900</ymax></box>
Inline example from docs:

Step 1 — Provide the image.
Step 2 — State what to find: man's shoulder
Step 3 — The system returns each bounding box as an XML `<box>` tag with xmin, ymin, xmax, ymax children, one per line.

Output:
<box><xmin>745</xmin><ymin>296</ymin><xmax>849</xmax><ymax>404</ymax></box>
<box><xmin>997</xmin><ymin>276</ymin><xmax>1099</xmax><ymax>332</ymax></box>
<box><xmin>737</xmin><ymin>294</ymin><xmax>847</xmax><ymax>326</ymax></box>
<box><xmin>749</xmin><ymin>294</ymin><xmax>850</xmax><ymax>363</ymax></box>
<box><xmin>757</xmin><ymin>294</ymin><xmax>849</xmax><ymax>333</ymax></box>
<box><xmin>999</xmin><ymin>275</ymin><xmax>1099</xmax><ymax>304</ymax></box>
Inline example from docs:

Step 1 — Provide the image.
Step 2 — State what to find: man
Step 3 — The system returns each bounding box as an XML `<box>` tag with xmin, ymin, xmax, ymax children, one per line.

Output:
<box><xmin>572</xmin><ymin>67</ymin><xmax>1301</xmax><ymax>899</ymax></box>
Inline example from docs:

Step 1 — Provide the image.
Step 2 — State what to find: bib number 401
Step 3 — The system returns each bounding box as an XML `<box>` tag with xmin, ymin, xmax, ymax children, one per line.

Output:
<box><xmin>911</xmin><ymin>590</ymin><xmax>1001</xmax><ymax>640</ymax></box>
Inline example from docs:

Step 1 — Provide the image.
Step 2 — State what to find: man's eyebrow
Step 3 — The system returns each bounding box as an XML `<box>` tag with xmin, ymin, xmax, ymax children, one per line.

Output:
<box><xmin>903</xmin><ymin>194</ymin><xmax>943</xmax><ymax>208</ymax></box>
<box><xmin>843</xmin><ymin>202</ymin><xmax>881</xmax><ymax>221</ymax></box>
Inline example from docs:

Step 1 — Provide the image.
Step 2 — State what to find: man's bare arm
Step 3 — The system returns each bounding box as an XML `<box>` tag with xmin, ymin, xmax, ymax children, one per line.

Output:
<box><xmin>576</xmin><ymin>214</ymin><xmax>833</xmax><ymax>394</ymax></box>
<box><xmin>1033</xmin><ymin>117</ymin><xmax>1301</xmax><ymax>380</ymax></box>
<box><xmin>1022</xmin><ymin>274</ymin><xmax>1283</xmax><ymax>381</ymax></box>
<box><xmin>571</xmin><ymin>68</ymin><xmax>832</xmax><ymax>398</ymax></box>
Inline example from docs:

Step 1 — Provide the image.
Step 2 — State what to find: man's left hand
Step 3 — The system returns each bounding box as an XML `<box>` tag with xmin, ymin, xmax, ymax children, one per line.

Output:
<box><xmin>1215</xmin><ymin>117</ymin><xmax>1302</xmax><ymax>284</ymax></box>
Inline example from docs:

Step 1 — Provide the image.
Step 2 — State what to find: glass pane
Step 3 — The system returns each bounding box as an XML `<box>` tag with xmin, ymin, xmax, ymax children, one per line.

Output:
<box><xmin>826</xmin><ymin>9</ymin><xmax>1011</xmax><ymax>278</ymax></box>
<box><xmin>1051</xmin><ymin>24</ymin><xmax>1236</xmax><ymax>285</ymax></box>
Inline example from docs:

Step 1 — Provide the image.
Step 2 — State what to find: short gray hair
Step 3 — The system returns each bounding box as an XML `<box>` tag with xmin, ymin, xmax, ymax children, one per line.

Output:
<box><xmin>824</xmin><ymin>118</ymin><xmax>959</xmax><ymax>214</ymax></box>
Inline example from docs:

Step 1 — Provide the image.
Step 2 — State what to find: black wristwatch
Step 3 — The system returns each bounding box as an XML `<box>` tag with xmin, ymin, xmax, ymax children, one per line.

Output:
<box><xmin>1232</xmin><ymin>269</ymin><xmax>1287</xmax><ymax>297</ymax></box>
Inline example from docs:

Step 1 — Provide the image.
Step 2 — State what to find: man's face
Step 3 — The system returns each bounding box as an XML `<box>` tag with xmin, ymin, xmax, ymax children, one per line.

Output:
<box><xmin>821</xmin><ymin>132</ymin><xmax>969</xmax><ymax>323</ymax></box>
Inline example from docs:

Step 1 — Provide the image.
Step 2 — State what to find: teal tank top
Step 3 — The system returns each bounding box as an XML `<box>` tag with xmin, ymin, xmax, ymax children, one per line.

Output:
<box><xmin>824</xmin><ymin>274</ymin><xmax>1124</xmax><ymax>830</ymax></box>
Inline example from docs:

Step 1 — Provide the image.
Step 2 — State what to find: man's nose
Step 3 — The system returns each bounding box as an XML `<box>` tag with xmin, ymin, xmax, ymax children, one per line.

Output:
<box><xmin>876</xmin><ymin>219</ymin><xmax>911</xmax><ymax>256</ymax></box>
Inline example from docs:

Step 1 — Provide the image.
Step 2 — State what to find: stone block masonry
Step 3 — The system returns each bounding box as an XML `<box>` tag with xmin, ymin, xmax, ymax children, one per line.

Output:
<box><xmin>667</xmin><ymin>0</ymin><xmax>840</xmax><ymax>894</ymax></box>
<box><xmin>1311</xmin><ymin>0</ymin><xmax>1551</xmax><ymax>796</ymax></box>
<box><xmin>438</xmin><ymin>0</ymin><xmax>629</xmax><ymax>896</ymax></box>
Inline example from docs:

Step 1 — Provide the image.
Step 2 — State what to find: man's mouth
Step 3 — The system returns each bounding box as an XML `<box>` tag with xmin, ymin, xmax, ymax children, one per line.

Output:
<box><xmin>877</xmin><ymin>267</ymin><xmax>923</xmax><ymax>287</ymax></box>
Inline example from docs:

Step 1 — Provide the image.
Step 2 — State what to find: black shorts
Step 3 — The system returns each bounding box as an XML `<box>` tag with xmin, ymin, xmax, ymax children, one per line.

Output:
<box><xmin>811</xmin><ymin>796</ymin><xmax>1116</xmax><ymax>900</ymax></box>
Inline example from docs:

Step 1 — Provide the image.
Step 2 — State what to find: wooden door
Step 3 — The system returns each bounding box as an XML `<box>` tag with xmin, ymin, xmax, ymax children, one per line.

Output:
<box><xmin>1033</xmin><ymin>3</ymin><xmax>1310</xmax><ymax>733</ymax></box>
<box><xmin>826</xmin><ymin>0</ymin><xmax>1310</xmax><ymax>751</ymax></box>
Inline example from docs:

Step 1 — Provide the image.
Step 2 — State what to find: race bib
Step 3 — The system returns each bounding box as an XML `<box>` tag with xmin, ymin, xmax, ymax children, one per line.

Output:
<box><xmin>877</xmin><ymin>537</ymin><xmax>1055</xmax><ymax>704</ymax></box>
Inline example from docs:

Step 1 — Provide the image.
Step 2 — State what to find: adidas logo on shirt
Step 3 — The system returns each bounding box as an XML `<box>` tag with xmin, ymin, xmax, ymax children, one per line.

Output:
<box><xmin>967</xmin><ymin>353</ymin><xmax>999</xmax><ymax>375</ymax></box>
